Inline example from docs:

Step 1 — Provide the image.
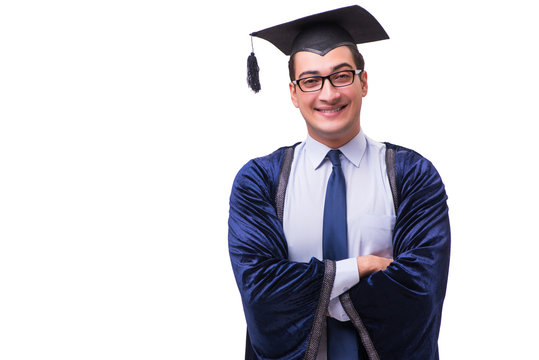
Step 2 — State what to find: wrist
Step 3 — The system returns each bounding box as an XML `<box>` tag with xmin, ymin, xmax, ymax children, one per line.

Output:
<box><xmin>356</xmin><ymin>256</ymin><xmax>368</xmax><ymax>278</ymax></box>
<box><xmin>356</xmin><ymin>255</ymin><xmax>393</xmax><ymax>278</ymax></box>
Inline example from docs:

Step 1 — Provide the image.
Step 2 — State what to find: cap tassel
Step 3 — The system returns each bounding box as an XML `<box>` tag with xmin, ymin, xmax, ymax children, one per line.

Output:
<box><xmin>247</xmin><ymin>37</ymin><xmax>261</xmax><ymax>93</ymax></box>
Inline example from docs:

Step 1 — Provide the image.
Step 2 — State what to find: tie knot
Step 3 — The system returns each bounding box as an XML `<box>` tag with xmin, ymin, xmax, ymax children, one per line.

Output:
<box><xmin>327</xmin><ymin>149</ymin><xmax>342</xmax><ymax>167</ymax></box>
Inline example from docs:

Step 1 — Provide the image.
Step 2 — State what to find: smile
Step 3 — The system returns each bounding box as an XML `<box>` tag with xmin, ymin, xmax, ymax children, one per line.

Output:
<box><xmin>316</xmin><ymin>105</ymin><xmax>347</xmax><ymax>113</ymax></box>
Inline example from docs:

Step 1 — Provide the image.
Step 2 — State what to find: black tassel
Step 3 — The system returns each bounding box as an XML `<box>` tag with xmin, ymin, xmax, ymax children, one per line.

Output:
<box><xmin>247</xmin><ymin>52</ymin><xmax>261</xmax><ymax>93</ymax></box>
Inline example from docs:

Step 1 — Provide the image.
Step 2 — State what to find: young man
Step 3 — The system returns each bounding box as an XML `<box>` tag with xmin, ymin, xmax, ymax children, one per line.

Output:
<box><xmin>229</xmin><ymin>6</ymin><xmax>450</xmax><ymax>360</ymax></box>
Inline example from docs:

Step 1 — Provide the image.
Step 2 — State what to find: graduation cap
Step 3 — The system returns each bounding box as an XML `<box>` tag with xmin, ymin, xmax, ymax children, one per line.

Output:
<box><xmin>247</xmin><ymin>5</ymin><xmax>389</xmax><ymax>93</ymax></box>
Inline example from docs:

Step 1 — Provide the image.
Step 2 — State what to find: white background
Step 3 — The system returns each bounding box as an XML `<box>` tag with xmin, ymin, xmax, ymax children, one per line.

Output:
<box><xmin>1</xmin><ymin>0</ymin><xmax>538</xmax><ymax>358</ymax></box>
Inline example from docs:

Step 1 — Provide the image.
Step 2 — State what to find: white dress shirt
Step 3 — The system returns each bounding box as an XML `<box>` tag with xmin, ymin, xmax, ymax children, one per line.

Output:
<box><xmin>282</xmin><ymin>130</ymin><xmax>396</xmax><ymax>359</ymax></box>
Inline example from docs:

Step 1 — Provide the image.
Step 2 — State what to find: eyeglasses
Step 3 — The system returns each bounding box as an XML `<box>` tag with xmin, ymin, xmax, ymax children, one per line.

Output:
<box><xmin>292</xmin><ymin>70</ymin><xmax>363</xmax><ymax>92</ymax></box>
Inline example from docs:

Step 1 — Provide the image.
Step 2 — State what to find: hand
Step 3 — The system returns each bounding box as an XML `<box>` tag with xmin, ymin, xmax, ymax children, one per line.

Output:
<box><xmin>356</xmin><ymin>255</ymin><xmax>393</xmax><ymax>278</ymax></box>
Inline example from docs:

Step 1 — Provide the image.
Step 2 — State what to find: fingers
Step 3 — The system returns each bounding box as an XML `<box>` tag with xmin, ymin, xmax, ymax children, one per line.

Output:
<box><xmin>357</xmin><ymin>254</ymin><xmax>394</xmax><ymax>277</ymax></box>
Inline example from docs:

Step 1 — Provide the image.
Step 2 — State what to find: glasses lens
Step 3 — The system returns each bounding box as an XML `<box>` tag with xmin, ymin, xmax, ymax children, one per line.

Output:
<box><xmin>330</xmin><ymin>71</ymin><xmax>354</xmax><ymax>87</ymax></box>
<box><xmin>298</xmin><ymin>77</ymin><xmax>323</xmax><ymax>91</ymax></box>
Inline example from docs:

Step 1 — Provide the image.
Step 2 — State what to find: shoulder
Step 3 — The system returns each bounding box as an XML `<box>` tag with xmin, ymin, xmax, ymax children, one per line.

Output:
<box><xmin>384</xmin><ymin>142</ymin><xmax>447</xmax><ymax>200</ymax></box>
<box><xmin>385</xmin><ymin>142</ymin><xmax>440</xmax><ymax>176</ymax></box>
<box><xmin>231</xmin><ymin>143</ymin><xmax>300</xmax><ymax>199</ymax></box>
<box><xmin>385</xmin><ymin>142</ymin><xmax>427</xmax><ymax>164</ymax></box>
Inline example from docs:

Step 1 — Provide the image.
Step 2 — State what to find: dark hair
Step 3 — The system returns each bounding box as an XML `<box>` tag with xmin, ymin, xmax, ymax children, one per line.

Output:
<box><xmin>288</xmin><ymin>45</ymin><xmax>365</xmax><ymax>81</ymax></box>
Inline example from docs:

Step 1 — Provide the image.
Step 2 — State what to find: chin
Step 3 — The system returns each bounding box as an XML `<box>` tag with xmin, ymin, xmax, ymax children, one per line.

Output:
<box><xmin>311</xmin><ymin>125</ymin><xmax>358</xmax><ymax>144</ymax></box>
<box><xmin>315</xmin><ymin>119</ymin><xmax>355</xmax><ymax>136</ymax></box>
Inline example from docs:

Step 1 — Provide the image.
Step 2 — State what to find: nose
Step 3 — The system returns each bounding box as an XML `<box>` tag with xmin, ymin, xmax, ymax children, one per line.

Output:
<box><xmin>318</xmin><ymin>78</ymin><xmax>340</xmax><ymax>103</ymax></box>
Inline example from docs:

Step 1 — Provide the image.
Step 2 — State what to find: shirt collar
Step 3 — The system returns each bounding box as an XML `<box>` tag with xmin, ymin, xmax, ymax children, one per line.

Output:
<box><xmin>305</xmin><ymin>130</ymin><xmax>367</xmax><ymax>170</ymax></box>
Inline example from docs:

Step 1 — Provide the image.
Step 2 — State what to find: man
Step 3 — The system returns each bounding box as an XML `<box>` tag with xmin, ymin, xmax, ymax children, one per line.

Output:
<box><xmin>229</xmin><ymin>5</ymin><xmax>450</xmax><ymax>360</ymax></box>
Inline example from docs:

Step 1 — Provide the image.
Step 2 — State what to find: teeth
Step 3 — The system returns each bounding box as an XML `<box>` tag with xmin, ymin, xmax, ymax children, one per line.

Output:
<box><xmin>318</xmin><ymin>106</ymin><xmax>344</xmax><ymax>113</ymax></box>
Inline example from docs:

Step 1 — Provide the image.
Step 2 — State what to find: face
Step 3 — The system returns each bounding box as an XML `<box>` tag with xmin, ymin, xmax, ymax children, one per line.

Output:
<box><xmin>289</xmin><ymin>46</ymin><xmax>368</xmax><ymax>148</ymax></box>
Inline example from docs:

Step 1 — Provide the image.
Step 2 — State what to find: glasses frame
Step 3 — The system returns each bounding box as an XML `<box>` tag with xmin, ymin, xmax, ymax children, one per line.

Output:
<box><xmin>292</xmin><ymin>69</ymin><xmax>363</xmax><ymax>93</ymax></box>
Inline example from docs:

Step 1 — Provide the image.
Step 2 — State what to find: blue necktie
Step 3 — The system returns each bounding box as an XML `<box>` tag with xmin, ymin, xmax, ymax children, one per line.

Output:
<box><xmin>323</xmin><ymin>150</ymin><xmax>359</xmax><ymax>360</ymax></box>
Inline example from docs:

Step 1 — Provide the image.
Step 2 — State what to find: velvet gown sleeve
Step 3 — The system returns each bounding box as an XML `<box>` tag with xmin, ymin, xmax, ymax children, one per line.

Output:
<box><xmin>341</xmin><ymin>144</ymin><xmax>451</xmax><ymax>360</ymax></box>
<box><xmin>228</xmin><ymin>147</ymin><xmax>335</xmax><ymax>360</ymax></box>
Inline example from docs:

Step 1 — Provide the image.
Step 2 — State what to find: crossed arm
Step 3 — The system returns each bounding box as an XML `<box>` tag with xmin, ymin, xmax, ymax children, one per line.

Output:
<box><xmin>357</xmin><ymin>255</ymin><xmax>393</xmax><ymax>278</ymax></box>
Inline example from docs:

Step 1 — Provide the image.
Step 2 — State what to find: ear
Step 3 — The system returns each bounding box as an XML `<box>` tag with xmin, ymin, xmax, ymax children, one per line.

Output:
<box><xmin>289</xmin><ymin>82</ymin><xmax>299</xmax><ymax>108</ymax></box>
<box><xmin>360</xmin><ymin>70</ymin><xmax>368</xmax><ymax>97</ymax></box>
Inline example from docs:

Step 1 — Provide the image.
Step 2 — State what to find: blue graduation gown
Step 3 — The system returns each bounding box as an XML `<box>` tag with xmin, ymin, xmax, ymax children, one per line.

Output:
<box><xmin>228</xmin><ymin>143</ymin><xmax>450</xmax><ymax>360</ymax></box>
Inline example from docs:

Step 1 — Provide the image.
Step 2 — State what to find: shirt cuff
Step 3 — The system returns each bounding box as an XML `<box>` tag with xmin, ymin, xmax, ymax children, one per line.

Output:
<box><xmin>330</xmin><ymin>258</ymin><xmax>360</xmax><ymax>300</ymax></box>
<box><xmin>328</xmin><ymin>297</ymin><xmax>350</xmax><ymax>322</ymax></box>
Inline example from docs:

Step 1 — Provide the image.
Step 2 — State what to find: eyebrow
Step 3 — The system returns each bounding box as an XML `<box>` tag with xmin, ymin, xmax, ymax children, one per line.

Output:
<box><xmin>297</xmin><ymin>62</ymin><xmax>354</xmax><ymax>79</ymax></box>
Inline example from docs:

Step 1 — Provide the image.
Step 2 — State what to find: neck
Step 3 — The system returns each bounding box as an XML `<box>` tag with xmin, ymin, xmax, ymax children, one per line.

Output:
<box><xmin>309</xmin><ymin>128</ymin><xmax>360</xmax><ymax>149</ymax></box>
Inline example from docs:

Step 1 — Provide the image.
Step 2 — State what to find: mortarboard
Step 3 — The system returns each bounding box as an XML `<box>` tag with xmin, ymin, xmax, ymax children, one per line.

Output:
<box><xmin>247</xmin><ymin>5</ymin><xmax>389</xmax><ymax>93</ymax></box>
